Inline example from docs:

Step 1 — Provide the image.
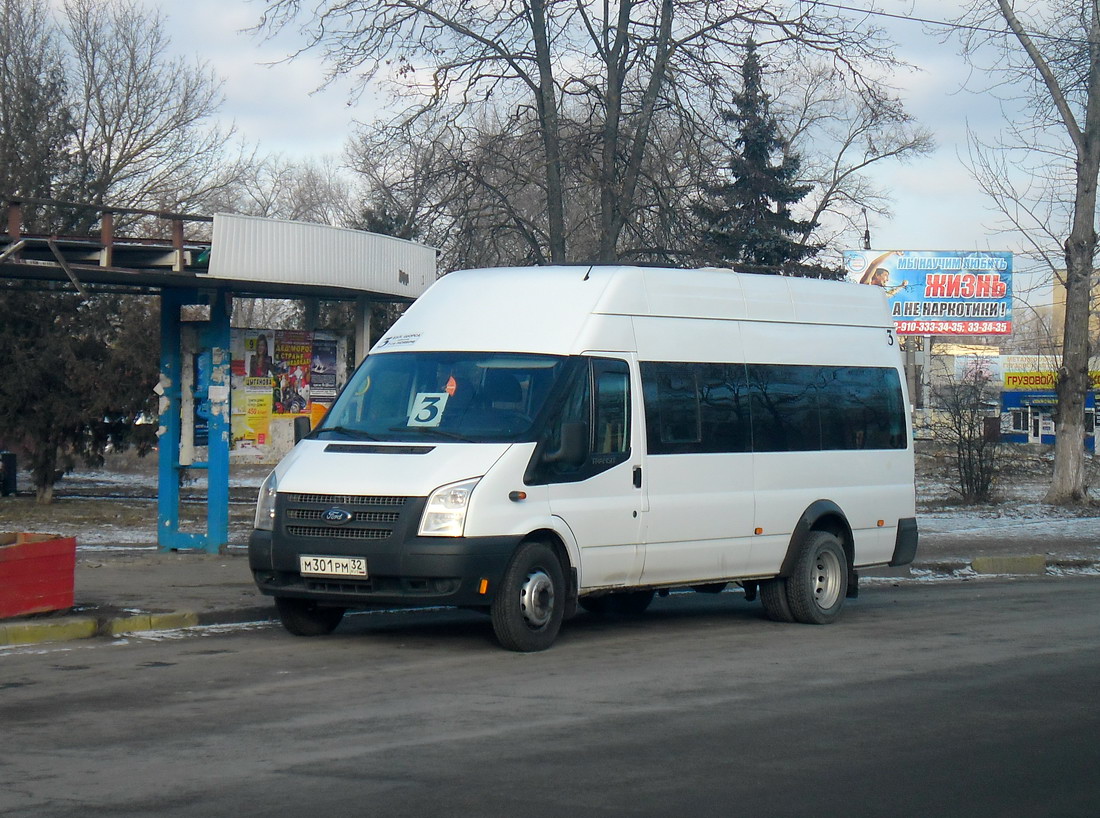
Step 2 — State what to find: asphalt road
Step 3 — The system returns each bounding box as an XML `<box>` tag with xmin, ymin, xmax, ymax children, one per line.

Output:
<box><xmin>2</xmin><ymin>576</ymin><xmax>1098</xmax><ymax>817</ymax></box>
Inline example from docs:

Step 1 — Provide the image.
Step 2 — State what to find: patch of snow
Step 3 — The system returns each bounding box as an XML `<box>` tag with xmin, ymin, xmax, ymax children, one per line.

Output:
<box><xmin>125</xmin><ymin>621</ymin><xmax>275</xmax><ymax>640</ymax></box>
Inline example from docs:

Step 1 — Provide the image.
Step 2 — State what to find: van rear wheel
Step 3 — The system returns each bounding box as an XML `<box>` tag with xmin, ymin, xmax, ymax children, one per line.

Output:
<box><xmin>785</xmin><ymin>531</ymin><xmax>848</xmax><ymax>624</ymax></box>
<box><xmin>491</xmin><ymin>541</ymin><xmax>565</xmax><ymax>652</ymax></box>
<box><xmin>275</xmin><ymin>597</ymin><xmax>345</xmax><ymax>636</ymax></box>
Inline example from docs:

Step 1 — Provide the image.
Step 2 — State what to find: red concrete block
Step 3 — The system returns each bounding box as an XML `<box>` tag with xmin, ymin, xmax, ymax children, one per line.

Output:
<box><xmin>0</xmin><ymin>533</ymin><xmax>76</xmax><ymax>618</ymax></box>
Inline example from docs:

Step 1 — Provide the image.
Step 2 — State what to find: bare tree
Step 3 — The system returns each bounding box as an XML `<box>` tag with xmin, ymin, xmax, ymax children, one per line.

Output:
<box><xmin>956</xmin><ymin>0</ymin><xmax>1100</xmax><ymax>504</ymax></box>
<box><xmin>213</xmin><ymin>154</ymin><xmax>359</xmax><ymax>227</ymax></box>
<box><xmin>258</xmin><ymin>0</ymin><xmax>899</xmax><ymax>263</ymax></box>
<box><xmin>0</xmin><ymin>0</ymin><xmax>260</xmax><ymax>500</ymax></box>
<box><xmin>929</xmin><ymin>360</ymin><xmax>1005</xmax><ymax>504</ymax></box>
<box><xmin>0</xmin><ymin>0</ymin><xmax>76</xmax><ymax>229</ymax></box>
<box><xmin>63</xmin><ymin>0</ymin><xmax>246</xmax><ymax>229</ymax></box>
<box><xmin>773</xmin><ymin>57</ymin><xmax>935</xmax><ymax>262</ymax></box>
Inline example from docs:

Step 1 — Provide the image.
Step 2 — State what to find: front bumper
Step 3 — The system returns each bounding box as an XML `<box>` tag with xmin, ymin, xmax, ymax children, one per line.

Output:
<box><xmin>249</xmin><ymin>528</ymin><xmax>523</xmax><ymax>609</ymax></box>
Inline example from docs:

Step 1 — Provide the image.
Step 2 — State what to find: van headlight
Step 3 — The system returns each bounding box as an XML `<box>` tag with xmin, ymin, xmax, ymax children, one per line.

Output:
<box><xmin>419</xmin><ymin>478</ymin><xmax>480</xmax><ymax>537</ymax></box>
<box><xmin>254</xmin><ymin>470</ymin><xmax>278</xmax><ymax>531</ymax></box>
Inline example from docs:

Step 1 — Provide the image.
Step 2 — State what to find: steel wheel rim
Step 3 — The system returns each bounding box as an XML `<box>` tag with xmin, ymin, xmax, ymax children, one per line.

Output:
<box><xmin>812</xmin><ymin>549</ymin><xmax>843</xmax><ymax>609</ymax></box>
<box><xmin>519</xmin><ymin>569</ymin><xmax>555</xmax><ymax>628</ymax></box>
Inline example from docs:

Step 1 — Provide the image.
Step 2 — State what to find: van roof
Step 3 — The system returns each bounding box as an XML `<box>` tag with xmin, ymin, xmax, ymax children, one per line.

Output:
<box><xmin>373</xmin><ymin>265</ymin><xmax>892</xmax><ymax>355</ymax></box>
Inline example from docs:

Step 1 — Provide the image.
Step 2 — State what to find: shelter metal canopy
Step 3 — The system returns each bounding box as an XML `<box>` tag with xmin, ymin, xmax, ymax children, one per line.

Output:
<box><xmin>1</xmin><ymin>207</ymin><xmax>437</xmax><ymax>553</ymax></box>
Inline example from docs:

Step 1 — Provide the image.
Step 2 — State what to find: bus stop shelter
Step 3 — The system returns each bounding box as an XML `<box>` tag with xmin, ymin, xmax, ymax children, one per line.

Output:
<box><xmin>0</xmin><ymin>199</ymin><xmax>436</xmax><ymax>553</ymax></box>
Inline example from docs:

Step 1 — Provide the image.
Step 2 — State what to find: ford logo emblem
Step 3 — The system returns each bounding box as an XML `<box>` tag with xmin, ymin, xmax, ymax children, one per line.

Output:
<box><xmin>322</xmin><ymin>508</ymin><xmax>353</xmax><ymax>525</ymax></box>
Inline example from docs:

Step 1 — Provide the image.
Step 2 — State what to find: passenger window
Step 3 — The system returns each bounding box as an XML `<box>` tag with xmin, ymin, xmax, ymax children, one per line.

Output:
<box><xmin>640</xmin><ymin>362</ymin><xmax>750</xmax><ymax>454</ymax></box>
<box><xmin>594</xmin><ymin>363</ymin><xmax>630</xmax><ymax>455</ymax></box>
<box><xmin>748</xmin><ymin>364</ymin><xmax>822</xmax><ymax>452</ymax></box>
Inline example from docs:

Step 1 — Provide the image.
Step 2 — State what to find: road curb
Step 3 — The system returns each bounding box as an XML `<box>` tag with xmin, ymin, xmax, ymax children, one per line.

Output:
<box><xmin>1</xmin><ymin>605</ymin><xmax>277</xmax><ymax>648</ymax></box>
<box><xmin>103</xmin><ymin>611</ymin><xmax>200</xmax><ymax>637</ymax></box>
<box><xmin>971</xmin><ymin>555</ymin><xmax>1047</xmax><ymax>575</ymax></box>
<box><xmin>0</xmin><ymin>615</ymin><xmax>99</xmax><ymax>646</ymax></box>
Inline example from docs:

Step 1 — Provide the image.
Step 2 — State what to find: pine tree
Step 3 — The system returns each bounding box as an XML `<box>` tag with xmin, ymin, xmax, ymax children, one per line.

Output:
<box><xmin>0</xmin><ymin>287</ymin><xmax>159</xmax><ymax>502</ymax></box>
<box><xmin>695</xmin><ymin>40</ymin><xmax>820</xmax><ymax>271</ymax></box>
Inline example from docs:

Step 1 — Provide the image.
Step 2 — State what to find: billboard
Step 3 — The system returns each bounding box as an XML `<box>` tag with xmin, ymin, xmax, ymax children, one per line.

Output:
<box><xmin>843</xmin><ymin>250</ymin><xmax>1013</xmax><ymax>335</ymax></box>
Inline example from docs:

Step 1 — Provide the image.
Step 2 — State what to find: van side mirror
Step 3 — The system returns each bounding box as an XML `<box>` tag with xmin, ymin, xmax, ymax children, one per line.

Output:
<box><xmin>293</xmin><ymin>415</ymin><xmax>312</xmax><ymax>443</ymax></box>
<box><xmin>543</xmin><ymin>421</ymin><xmax>588</xmax><ymax>467</ymax></box>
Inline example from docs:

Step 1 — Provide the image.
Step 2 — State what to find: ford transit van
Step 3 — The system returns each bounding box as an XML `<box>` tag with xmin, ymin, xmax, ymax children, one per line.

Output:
<box><xmin>249</xmin><ymin>265</ymin><xmax>918</xmax><ymax>650</ymax></box>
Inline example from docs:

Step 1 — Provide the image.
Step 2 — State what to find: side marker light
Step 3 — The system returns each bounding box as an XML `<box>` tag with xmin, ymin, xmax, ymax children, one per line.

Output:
<box><xmin>478</xmin><ymin>578</ymin><xmax>489</xmax><ymax>595</ymax></box>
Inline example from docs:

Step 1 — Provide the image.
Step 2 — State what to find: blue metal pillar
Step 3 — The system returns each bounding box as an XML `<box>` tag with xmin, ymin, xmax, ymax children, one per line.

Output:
<box><xmin>201</xmin><ymin>292</ymin><xmax>231</xmax><ymax>550</ymax></box>
<box><xmin>157</xmin><ymin>287</ymin><xmax>232</xmax><ymax>553</ymax></box>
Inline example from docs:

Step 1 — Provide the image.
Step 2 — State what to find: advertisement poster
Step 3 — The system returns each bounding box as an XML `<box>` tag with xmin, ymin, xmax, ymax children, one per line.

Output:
<box><xmin>310</xmin><ymin>334</ymin><xmax>339</xmax><ymax>403</ymax></box>
<box><xmin>273</xmin><ymin>330</ymin><xmax>312</xmax><ymax>415</ymax></box>
<box><xmin>843</xmin><ymin>250</ymin><xmax>1013</xmax><ymax>335</ymax></box>
<box><xmin>243</xmin><ymin>378</ymin><xmax>274</xmax><ymax>445</ymax></box>
<box><xmin>230</xmin><ymin>329</ymin><xmax>349</xmax><ymax>456</ymax></box>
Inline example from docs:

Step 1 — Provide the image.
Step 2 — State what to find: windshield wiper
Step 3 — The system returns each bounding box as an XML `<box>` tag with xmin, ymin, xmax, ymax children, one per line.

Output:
<box><xmin>388</xmin><ymin>426</ymin><xmax>475</xmax><ymax>443</ymax></box>
<box><xmin>315</xmin><ymin>425</ymin><xmax>380</xmax><ymax>441</ymax></box>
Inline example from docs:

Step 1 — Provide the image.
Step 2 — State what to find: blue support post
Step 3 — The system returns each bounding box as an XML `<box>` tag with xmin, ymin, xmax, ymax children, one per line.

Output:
<box><xmin>157</xmin><ymin>287</ymin><xmax>232</xmax><ymax>553</ymax></box>
<box><xmin>202</xmin><ymin>292</ymin><xmax>231</xmax><ymax>551</ymax></box>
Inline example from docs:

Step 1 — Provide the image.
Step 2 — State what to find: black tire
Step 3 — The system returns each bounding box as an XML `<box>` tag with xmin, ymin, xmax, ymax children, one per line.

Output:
<box><xmin>785</xmin><ymin>531</ymin><xmax>848</xmax><ymax>625</ymax></box>
<box><xmin>275</xmin><ymin>597</ymin><xmax>345</xmax><ymax>636</ymax></box>
<box><xmin>759</xmin><ymin>577</ymin><xmax>795</xmax><ymax>622</ymax></box>
<box><xmin>491</xmin><ymin>541</ymin><xmax>565</xmax><ymax>652</ymax></box>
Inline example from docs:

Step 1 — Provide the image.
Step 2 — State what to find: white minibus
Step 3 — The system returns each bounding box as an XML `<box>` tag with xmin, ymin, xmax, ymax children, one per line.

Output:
<box><xmin>249</xmin><ymin>266</ymin><xmax>918</xmax><ymax>651</ymax></box>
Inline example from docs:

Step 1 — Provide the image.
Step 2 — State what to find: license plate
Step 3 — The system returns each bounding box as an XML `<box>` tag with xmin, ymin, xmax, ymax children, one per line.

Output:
<box><xmin>299</xmin><ymin>555</ymin><xmax>368</xmax><ymax>578</ymax></box>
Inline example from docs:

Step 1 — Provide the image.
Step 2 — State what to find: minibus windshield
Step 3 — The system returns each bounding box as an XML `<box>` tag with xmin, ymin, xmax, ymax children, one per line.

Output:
<box><xmin>315</xmin><ymin>351</ymin><xmax>572</xmax><ymax>443</ymax></box>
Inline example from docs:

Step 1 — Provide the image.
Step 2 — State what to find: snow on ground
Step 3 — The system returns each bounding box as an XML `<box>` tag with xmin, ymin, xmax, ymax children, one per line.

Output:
<box><xmin>919</xmin><ymin>508</ymin><xmax>1100</xmax><ymax>538</ymax></box>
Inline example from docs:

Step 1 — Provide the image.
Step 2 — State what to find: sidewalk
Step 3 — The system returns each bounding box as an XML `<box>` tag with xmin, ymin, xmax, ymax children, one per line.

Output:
<box><xmin>3</xmin><ymin>512</ymin><xmax>1098</xmax><ymax>648</ymax></box>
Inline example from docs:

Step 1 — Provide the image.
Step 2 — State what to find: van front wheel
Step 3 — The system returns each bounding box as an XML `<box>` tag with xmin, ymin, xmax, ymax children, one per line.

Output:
<box><xmin>786</xmin><ymin>531</ymin><xmax>848</xmax><ymax>624</ymax></box>
<box><xmin>491</xmin><ymin>541</ymin><xmax>565</xmax><ymax>652</ymax></box>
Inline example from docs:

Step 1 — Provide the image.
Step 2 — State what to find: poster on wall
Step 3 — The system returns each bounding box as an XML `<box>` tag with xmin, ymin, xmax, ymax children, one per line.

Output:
<box><xmin>843</xmin><ymin>250</ymin><xmax>1013</xmax><ymax>336</ymax></box>
<box><xmin>273</xmin><ymin>330</ymin><xmax>312</xmax><ymax>415</ymax></box>
<box><xmin>230</xmin><ymin>329</ymin><xmax>349</xmax><ymax>456</ymax></box>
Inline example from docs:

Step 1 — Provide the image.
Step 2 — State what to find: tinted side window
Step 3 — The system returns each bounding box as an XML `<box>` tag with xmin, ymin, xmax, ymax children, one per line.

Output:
<box><xmin>748</xmin><ymin>364</ymin><xmax>822</xmax><ymax>452</ymax></box>
<box><xmin>641</xmin><ymin>362</ymin><xmax>750</xmax><ymax>454</ymax></box>
<box><xmin>819</xmin><ymin>367</ymin><xmax>906</xmax><ymax>450</ymax></box>
<box><xmin>643</xmin><ymin>361</ymin><xmax>906</xmax><ymax>454</ymax></box>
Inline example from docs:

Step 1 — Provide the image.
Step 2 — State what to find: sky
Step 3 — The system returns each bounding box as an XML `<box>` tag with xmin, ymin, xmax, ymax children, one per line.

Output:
<box><xmin>148</xmin><ymin>0</ymin><xmax>1039</xmax><ymax>262</ymax></box>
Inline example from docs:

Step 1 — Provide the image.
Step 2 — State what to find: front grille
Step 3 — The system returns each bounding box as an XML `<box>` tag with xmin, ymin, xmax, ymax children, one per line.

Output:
<box><xmin>287</xmin><ymin>526</ymin><xmax>390</xmax><ymax>540</ymax></box>
<box><xmin>278</xmin><ymin>492</ymin><xmax>422</xmax><ymax>547</ymax></box>
<box><xmin>287</xmin><ymin>493</ymin><xmax>407</xmax><ymax>507</ymax></box>
<box><xmin>288</xmin><ymin>509</ymin><xmax>400</xmax><ymax>523</ymax></box>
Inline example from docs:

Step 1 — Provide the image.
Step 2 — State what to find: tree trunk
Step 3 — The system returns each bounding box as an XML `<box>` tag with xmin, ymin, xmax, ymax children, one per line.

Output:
<box><xmin>1045</xmin><ymin>7</ymin><xmax>1100</xmax><ymax>504</ymax></box>
<box><xmin>32</xmin><ymin>441</ymin><xmax>58</xmax><ymax>504</ymax></box>
<box><xmin>528</xmin><ymin>0</ymin><xmax>567</xmax><ymax>263</ymax></box>
<box><xmin>596</xmin><ymin>0</ymin><xmax>674</xmax><ymax>263</ymax></box>
<box><xmin>1045</xmin><ymin>233</ymin><xmax>1094</xmax><ymax>503</ymax></box>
